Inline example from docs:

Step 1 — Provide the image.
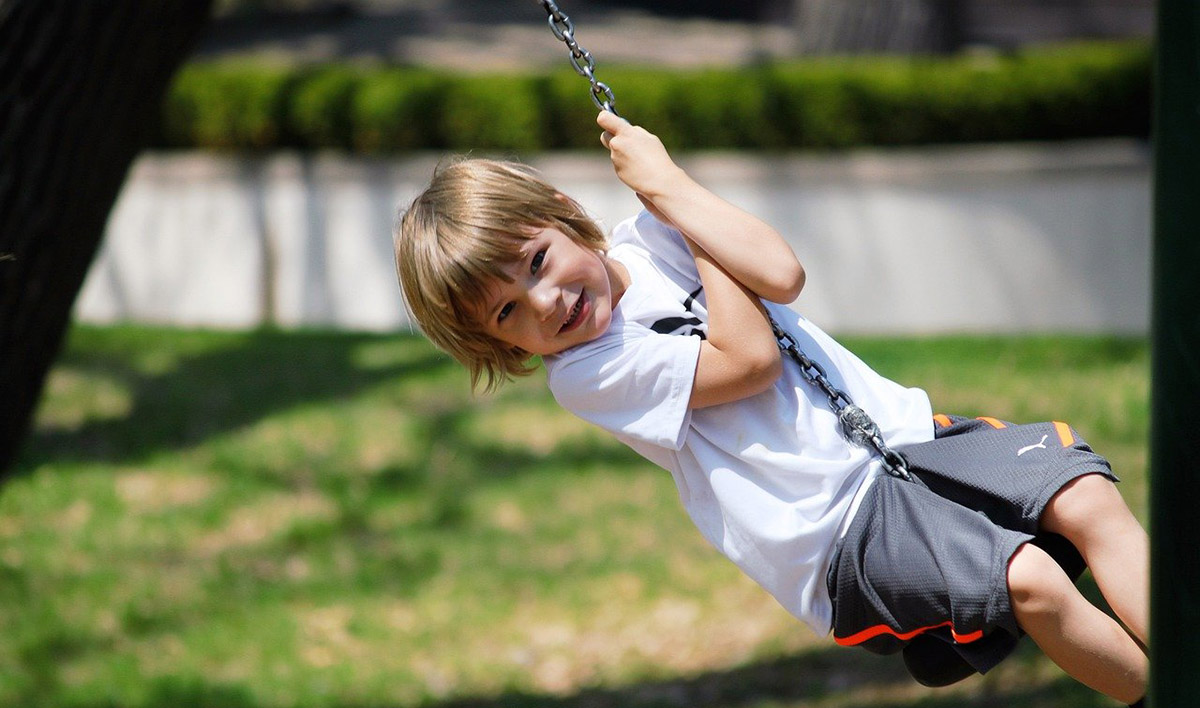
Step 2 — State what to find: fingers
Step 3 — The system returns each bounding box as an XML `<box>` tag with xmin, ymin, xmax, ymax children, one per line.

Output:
<box><xmin>596</xmin><ymin>109</ymin><xmax>626</xmax><ymax>132</ymax></box>
<box><xmin>597</xmin><ymin>110</ymin><xmax>628</xmax><ymax>149</ymax></box>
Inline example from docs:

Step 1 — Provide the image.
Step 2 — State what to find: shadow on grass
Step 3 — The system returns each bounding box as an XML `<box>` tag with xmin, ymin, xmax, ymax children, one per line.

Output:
<box><xmin>57</xmin><ymin>640</ymin><xmax>1107</xmax><ymax>708</ymax></box>
<box><xmin>36</xmin><ymin>576</ymin><xmax>1111</xmax><ymax>708</ymax></box>
<box><xmin>21</xmin><ymin>327</ymin><xmax>642</xmax><ymax>472</ymax></box>
<box><xmin>20</xmin><ymin>326</ymin><xmax>647</xmax><ymax>510</ymax></box>
<box><xmin>21</xmin><ymin>329</ymin><xmax>449</xmax><ymax>468</ymax></box>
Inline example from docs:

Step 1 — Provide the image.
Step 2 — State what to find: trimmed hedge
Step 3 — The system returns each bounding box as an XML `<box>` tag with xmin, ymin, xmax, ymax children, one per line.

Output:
<box><xmin>156</xmin><ymin>41</ymin><xmax>1151</xmax><ymax>153</ymax></box>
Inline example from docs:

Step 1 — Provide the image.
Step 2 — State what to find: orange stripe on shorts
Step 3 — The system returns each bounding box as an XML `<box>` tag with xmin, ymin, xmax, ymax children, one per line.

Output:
<box><xmin>976</xmin><ymin>416</ymin><xmax>1007</xmax><ymax>429</ymax></box>
<box><xmin>1053</xmin><ymin>421</ymin><xmax>1075</xmax><ymax>447</ymax></box>
<box><xmin>834</xmin><ymin>620</ymin><xmax>985</xmax><ymax>647</ymax></box>
<box><xmin>933</xmin><ymin>414</ymin><xmax>953</xmax><ymax>428</ymax></box>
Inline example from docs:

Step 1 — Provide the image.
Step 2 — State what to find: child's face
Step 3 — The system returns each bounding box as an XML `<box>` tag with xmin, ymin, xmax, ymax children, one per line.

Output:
<box><xmin>474</xmin><ymin>225</ymin><xmax>625</xmax><ymax>357</ymax></box>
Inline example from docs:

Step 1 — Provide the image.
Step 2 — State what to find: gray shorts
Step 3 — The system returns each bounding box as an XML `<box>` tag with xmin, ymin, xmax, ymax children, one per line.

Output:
<box><xmin>826</xmin><ymin>415</ymin><xmax>1117</xmax><ymax>674</ymax></box>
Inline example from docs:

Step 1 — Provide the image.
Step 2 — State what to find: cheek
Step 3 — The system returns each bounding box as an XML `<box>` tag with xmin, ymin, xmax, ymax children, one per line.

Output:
<box><xmin>512</xmin><ymin>319</ymin><xmax>543</xmax><ymax>347</ymax></box>
<box><xmin>588</xmin><ymin>252</ymin><xmax>609</xmax><ymax>283</ymax></box>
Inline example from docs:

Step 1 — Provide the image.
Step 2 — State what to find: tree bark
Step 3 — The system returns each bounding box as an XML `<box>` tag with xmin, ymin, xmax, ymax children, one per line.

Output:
<box><xmin>0</xmin><ymin>0</ymin><xmax>213</xmax><ymax>476</ymax></box>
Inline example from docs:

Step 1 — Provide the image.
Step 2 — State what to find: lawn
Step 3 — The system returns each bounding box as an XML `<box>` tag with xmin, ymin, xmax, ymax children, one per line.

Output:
<box><xmin>0</xmin><ymin>326</ymin><xmax>1148</xmax><ymax>708</ymax></box>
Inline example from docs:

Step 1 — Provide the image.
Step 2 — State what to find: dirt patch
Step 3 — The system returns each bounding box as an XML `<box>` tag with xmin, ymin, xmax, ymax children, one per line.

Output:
<box><xmin>116</xmin><ymin>470</ymin><xmax>217</xmax><ymax>513</ymax></box>
<box><xmin>194</xmin><ymin>490</ymin><xmax>337</xmax><ymax>556</ymax></box>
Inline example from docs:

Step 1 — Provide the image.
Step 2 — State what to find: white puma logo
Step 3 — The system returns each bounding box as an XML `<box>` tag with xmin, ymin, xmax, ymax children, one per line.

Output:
<box><xmin>1017</xmin><ymin>435</ymin><xmax>1049</xmax><ymax>456</ymax></box>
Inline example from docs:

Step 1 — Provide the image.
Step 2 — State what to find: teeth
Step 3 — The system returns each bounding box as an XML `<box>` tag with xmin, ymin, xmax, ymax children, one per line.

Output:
<box><xmin>564</xmin><ymin>297</ymin><xmax>582</xmax><ymax>329</ymax></box>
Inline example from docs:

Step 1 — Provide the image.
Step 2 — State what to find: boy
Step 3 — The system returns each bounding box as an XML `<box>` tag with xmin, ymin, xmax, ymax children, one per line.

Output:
<box><xmin>394</xmin><ymin>111</ymin><xmax>1149</xmax><ymax>705</ymax></box>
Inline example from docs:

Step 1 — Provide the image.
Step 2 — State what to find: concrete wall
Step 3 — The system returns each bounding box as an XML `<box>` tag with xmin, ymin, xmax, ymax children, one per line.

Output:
<box><xmin>77</xmin><ymin>140</ymin><xmax>1151</xmax><ymax>335</ymax></box>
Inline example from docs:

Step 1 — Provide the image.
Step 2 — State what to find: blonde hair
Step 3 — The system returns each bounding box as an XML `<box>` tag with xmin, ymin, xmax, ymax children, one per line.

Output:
<box><xmin>394</xmin><ymin>158</ymin><xmax>607</xmax><ymax>391</ymax></box>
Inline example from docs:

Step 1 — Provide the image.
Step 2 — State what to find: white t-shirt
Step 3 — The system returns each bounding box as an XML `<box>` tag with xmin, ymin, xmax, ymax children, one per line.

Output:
<box><xmin>544</xmin><ymin>212</ymin><xmax>934</xmax><ymax>635</ymax></box>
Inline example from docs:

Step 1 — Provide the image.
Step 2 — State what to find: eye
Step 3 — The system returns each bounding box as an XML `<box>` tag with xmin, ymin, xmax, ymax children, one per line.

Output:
<box><xmin>497</xmin><ymin>302</ymin><xmax>515</xmax><ymax>323</ymax></box>
<box><xmin>530</xmin><ymin>249</ymin><xmax>546</xmax><ymax>274</ymax></box>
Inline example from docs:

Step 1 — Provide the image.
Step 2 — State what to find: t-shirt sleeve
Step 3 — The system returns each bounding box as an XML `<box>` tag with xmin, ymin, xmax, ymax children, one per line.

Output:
<box><xmin>546</xmin><ymin>325</ymin><xmax>702</xmax><ymax>451</ymax></box>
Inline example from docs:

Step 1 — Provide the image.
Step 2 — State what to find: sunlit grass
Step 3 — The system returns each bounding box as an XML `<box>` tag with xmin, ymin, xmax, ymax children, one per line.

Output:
<box><xmin>0</xmin><ymin>326</ymin><xmax>1147</xmax><ymax>708</ymax></box>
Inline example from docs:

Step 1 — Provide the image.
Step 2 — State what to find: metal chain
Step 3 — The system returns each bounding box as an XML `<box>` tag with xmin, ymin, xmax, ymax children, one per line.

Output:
<box><xmin>770</xmin><ymin>319</ymin><xmax>913</xmax><ymax>482</ymax></box>
<box><xmin>536</xmin><ymin>0</ymin><xmax>619</xmax><ymax>115</ymax></box>
<box><xmin>533</xmin><ymin>3</ymin><xmax>905</xmax><ymax>482</ymax></box>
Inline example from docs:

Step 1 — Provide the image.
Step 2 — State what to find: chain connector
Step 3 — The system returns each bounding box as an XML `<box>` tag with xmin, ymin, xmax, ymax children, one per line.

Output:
<box><xmin>772</xmin><ymin>316</ymin><xmax>915</xmax><ymax>484</ymax></box>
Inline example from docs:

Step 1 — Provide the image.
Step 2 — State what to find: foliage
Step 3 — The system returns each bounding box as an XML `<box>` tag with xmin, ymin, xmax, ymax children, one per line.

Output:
<box><xmin>162</xmin><ymin>63</ymin><xmax>296</xmax><ymax>150</ymax></box>
<box><xmin>352</xmin><ymin>68</ymin><xmax>448</xmax><ymax>153</ymax></box>
<box><xmin>288</xmin><ymin>65</ymin><xmax>362</xmax><ymax>150</ymax></box>
<box><xmin>154</xmin><ymin>41</ymin><xmax>1152</xmax><ymax>153</ymax></box>
<box><xmin>438</xmin><ymin>74</ymin><xmax>546</xmax><ymax>152</ymax></box>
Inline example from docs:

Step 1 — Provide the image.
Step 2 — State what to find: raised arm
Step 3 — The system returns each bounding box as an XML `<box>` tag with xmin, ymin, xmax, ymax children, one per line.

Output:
<box><xmin>597</xmin><ymin>111</ymin><xmax>805</xmax><ymax>304</ymax></box>
<box><xmin>599</xmin><ymin>111</ymin><xmax>795</xmax><ymax>408</ymax></box>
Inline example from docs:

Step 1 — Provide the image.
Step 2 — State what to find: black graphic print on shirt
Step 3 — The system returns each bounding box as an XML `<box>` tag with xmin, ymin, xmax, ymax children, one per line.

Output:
<box><xmin>650</xmin><ymin>287</ymin><xmax>707</xmax><ymax>340</ymax></box>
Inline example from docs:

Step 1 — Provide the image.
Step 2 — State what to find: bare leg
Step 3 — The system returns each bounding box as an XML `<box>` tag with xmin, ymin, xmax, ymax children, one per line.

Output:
<box><xmin>1008</xmin><ymin>543</ymin><xmax>1148</xmax><ymax>702</ymax></box>
<box><xmin>1041</xmin><ymin>473</ymin><xmax>1150</xmax><ymax>646</ymax></box>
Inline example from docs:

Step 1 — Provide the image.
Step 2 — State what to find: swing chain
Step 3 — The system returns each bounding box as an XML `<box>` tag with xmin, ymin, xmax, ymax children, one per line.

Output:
<box><xmin>771</xmin><ymin>319</ymin><xmax>913</xmax><ymax>482</ymax></box>
<box><xmin>536</xmin><ymin>0</ymin><xmax>619</xmax><ymax>115</ymax></box>
<box><xmin>536</xmin><ymin>3</ymin><xmax>905</xmax><ymax>481</ymax></box>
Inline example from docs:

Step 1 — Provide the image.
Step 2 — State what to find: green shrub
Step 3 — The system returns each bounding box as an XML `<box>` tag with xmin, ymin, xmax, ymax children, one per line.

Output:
<box><xmin>439</xmin><ymin>75</ymin><xmax>545</xmax><ymax>152</ymax></box>
<box><xmin>913</xmin><ymin>58</ymin><xmax>1028</xmax><ymax>143</ymax></box>
<box><xmin>766</xmin><ymin>61</ymin><xmax>867</xmax><ymax>148</ymax></box>
<box><xmin>288</xmin><ymin>66</ymin><xmax>362</xmax><ymax>150</ymax></box>
<box><xmin>545</xmin><ymin>69</ymin><xmax>614</xmax><ymax>149</ymax></box>
<box><xmin>1012</xmin><ymin>43</ymin><xmax>1152</xmax><ymax>141</ymax></box>
<box><xmin>159</xmin><ymin>41</ymin><xmax>1152</xmax><ymax>153</ymax></box>
<box><xmin>353</xmin><ymin>68</ymin><xmax>448</xmax><ymax>154</ymax></box>
<box><xmin>162</xmin><ymin>63</ymin><xmax>296</xmax><ymax>150</ymax></box>
<box><xmin>667</xmin><ymin>69</ymin><xmax>779</xmax><ymax>149</ymax></box>
<box><xmin>594</xmin><ymin>69</ymin><xmax>684</xmax><ymax>147</ymax></box>
<box><xmin>863</xmin><ymin>56</ymin><xmax>1024</xmax><ymax>145</ymax></box>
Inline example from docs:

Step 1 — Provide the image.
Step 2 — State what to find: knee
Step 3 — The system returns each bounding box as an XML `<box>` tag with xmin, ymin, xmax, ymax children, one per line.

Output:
<box><xmin>1007</xmin><ymin>543</ymin><xmax>1073</xmax><ymax>618</ymax></box>
<box><xmin>1041</xmin><ymin>473</ymin><xmax>1127</xmax><ymax>540</ymax></box>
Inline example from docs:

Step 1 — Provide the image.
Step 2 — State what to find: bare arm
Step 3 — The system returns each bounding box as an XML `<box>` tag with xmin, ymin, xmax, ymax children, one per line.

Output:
<box><xmin>598</xmin><ymin>111</ymin><xmax>805</xmax><ymax>304</ymax></box>
<box><xmin>685</xmin><ymin>238</ymin><xmax>783</xmax><ymax>408</ymax></box>
<box><xmin>599</xmin><ymin>111</ymin><xmax>793</xmax><ymax>408</ymax></box>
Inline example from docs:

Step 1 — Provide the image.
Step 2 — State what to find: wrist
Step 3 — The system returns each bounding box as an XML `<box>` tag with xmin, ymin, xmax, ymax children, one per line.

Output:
<box><xmin>638</xmin><ymin>165</ymin><xmax>691</xmax><ymax>202</ymax></box>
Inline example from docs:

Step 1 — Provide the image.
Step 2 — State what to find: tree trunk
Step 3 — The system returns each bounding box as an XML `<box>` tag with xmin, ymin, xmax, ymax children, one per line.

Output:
<box><xmin>0</xmin><ymin>0</ymin><xmax>213</xmax><ymax>476</ymax></box>
<box><xmin>792</xmin><ymin>0</ymin><xmax>962</xmax><ymax>54</ymax></box>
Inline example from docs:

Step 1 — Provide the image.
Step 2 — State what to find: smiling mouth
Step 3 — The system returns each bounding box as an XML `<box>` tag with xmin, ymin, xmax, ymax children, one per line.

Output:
<box><xmin>560</xmin><ymin>291</ymin><xmax>585</xmax><ymax>333</ymax></box>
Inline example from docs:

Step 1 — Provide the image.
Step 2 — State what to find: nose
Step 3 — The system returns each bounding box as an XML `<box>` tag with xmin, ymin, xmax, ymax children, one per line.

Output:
<box><xmin>529</xmin><ymin>282</ymin><xmax>561</xmax><ymax>323</ymax></box>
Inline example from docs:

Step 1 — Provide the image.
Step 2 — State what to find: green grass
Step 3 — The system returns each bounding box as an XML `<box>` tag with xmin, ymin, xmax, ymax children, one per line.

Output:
<box><xmin>0</xmin><ymin>325</ymin><xmax>1148</xmax><ymax>708</ymax></box>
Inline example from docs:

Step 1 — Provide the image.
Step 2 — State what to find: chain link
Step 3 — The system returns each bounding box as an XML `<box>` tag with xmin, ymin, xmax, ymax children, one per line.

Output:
<box><xmin>770</xmin><ymin>319</ymin><xmax>913</xmax><ymax>482</ymax></box>
<box><xmin>536</xmin><ymin>0</ymin><xmax>619</xmax><ymax>115</ymax></box>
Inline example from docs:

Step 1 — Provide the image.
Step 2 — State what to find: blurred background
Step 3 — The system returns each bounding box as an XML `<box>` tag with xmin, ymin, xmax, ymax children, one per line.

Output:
<box><xmin>195</xmin><ymin>0</ymin><xmax>1152</xmax><ymax>66</ymax></box>
<box><xmin>1</xmin><ymin>2</ymin><xmax>1153</xmax><ymax>708</ymax></box>
<box><xmin>76</xmin><ymin>0</ymin><xmax>1155</xmax><ymax>335</ymax></box>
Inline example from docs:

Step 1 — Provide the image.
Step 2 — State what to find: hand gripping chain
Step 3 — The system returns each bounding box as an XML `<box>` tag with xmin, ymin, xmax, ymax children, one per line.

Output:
<box><xmin>536</xmin><ymin>0</ymin><xmax>620</xmax><ymax>115</ymax></box>
<box><xmin>770</xmin><ymin>319</ymin><xmax>914</xmax><ymax>482</ymax></box>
